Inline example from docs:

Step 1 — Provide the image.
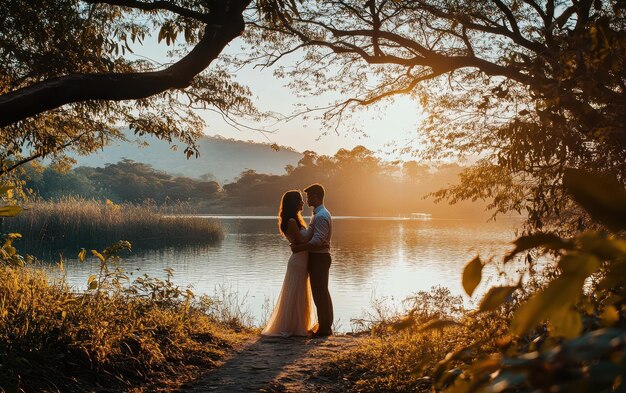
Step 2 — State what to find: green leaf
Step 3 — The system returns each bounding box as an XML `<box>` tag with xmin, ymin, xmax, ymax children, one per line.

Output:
<box><xmin>91</xmin><ymin>250</ymin><xmax>106</xmax><ymax>264</ymax></box>
<box><xmin>505</xmin><ymin>233</ymin><xmax>567</xmax><ymax>263</ymax></box>
<box><xmin>563</xmin><ymin>168</ymin><xmax>626</xmax><ymax>232</ymax></box>
<box><xmin>600</xmin><ymin>305</ymin><xmax>619</xmax><ymax>327</ymax></box>
<box><xmin>549</xmin><ymin>307</ymin><xmax>582</xmax><ymax>338</ymax></box>
<box><xmin>463</xmin><ymin>256</ymin><xmax>483</xmax><ymax>297</ymax></box>
<box><xmin>0</xmin><ymin>185</ymin><xmax>15</xmax><ymax>196</ymax></box>
<box><xmin>579</xmin><ymin>233</ymin><xmax>626</xmax><ymax>260</ymax></box>
<box><xmin>2</xmin><ymin>233</ymin><xmax>21</xmax><ymax>248</ymax></box>
<box><xmin>479</xmin><ymin>286</ymin><xmax>517</xmax><ymax>312</ymax></box>
<box><xmin>3</xmin><ymin>245</ymin><xmax>16</xmax><ymax>256</ymax></box>
<box><xmin>511</xmin><ymin>272</ymin><xmax>589</xmax><ymax>335</ymax></box>
<box><xmin>558</xmin><ymin>253</ymin><xmax>600</xmax><ymax>277</ymax></box>
<box><xmin>0</xmin><ymin>206</ymin><xmax>22</xmax><ymax>217</ymax></box>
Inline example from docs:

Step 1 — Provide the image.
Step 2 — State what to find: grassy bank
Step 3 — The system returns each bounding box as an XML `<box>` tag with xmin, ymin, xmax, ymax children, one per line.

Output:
<box><xmin>0</xmin><ymin>245</ymin><xmax>253</xmax><ymax>392</ymax></box>
<box><xmin>4</xmin><ymin>197</ymin><xmax>223</xmax><ymax>251</ymax></box>
<box><xmin>316</xmin><ymin>230</ymin><xmax>626</xmax><ymax>392</ymax></box>
<box><xmin>318</xmin><ymin>287</ymin><xmax>509</xmax><ymax>392</ymax></box>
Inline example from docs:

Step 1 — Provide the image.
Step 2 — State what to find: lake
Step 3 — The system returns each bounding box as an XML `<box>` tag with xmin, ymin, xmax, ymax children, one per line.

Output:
<box><xmin>57</xmin><ymin>216</ymin><xmax>524</xmax><ymax>331</ymax></box>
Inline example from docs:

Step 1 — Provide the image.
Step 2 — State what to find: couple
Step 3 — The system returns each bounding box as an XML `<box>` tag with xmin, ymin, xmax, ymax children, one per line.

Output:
<box><xmin>261</xmin><ymin>183</ymin><xmax>334</xmax><ymax>338</ymax></box>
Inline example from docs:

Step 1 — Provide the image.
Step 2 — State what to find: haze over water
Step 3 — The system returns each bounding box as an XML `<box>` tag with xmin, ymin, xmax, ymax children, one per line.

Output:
<box><xmin>60</xmin><ymin>216</ymin><xmax>522</xmax><ymax>331</ymax></box>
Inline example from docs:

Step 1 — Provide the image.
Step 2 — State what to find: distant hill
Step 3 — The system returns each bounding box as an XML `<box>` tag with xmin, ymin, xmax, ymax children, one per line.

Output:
<box><xmin>72</xmin><ymin>132</ymin><xmax>303</xmax><ymax>183</ymax></box>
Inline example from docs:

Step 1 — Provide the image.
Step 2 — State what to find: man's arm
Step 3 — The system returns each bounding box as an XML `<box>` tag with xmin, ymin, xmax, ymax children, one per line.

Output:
<box><xmin>290</xmin><ymin>216</ymin><xmax>330</xmax><ymax>253</ymax></box>
<box><xmin>290</xmin><ymin>242</ymin><xmax>327</xmax><ymax>253</ymax></box>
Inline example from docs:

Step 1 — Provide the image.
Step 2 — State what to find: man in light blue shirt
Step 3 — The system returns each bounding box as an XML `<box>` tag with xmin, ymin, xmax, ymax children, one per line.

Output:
<box><xmin>290</xmin><ymin>183</ymin><xmax>333</xmax><ymax>336</ymax></box>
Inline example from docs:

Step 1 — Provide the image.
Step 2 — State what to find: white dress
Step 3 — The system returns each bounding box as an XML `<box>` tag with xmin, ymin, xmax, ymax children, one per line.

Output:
<box><xmin>261</xmin><ymin>229</ymin><xmax>318</xmax><ymax>337</ymax></box>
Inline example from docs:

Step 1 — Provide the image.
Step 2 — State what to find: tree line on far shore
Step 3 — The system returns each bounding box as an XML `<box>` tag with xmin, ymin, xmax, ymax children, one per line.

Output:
<box><xmin>22</xmin><ymin>146</ymin><xmax>490</xmax><ymax>219</ymax></box>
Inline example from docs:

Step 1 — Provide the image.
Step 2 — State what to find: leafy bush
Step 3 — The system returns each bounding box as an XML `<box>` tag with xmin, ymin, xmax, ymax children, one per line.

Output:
<box><xmin>321</xmin><ymin>169</ymin><xmax>626</xmax><ymax>392</ymax></box>
<box><xmin>0</xmin><ymin>189</ymin><xmax>247</xmax><ymax>392</ymax></box>
<box><xmin>0</xmin><ymin>240</ymin><xmax>251</xmax><ymax>392</ymax></box>
<box><xmin>322</xmin><ymin>287</ymin><xmax>508</xmax><ymax>392</ymax></box>
<box><xmin>433</xmin><ymin>169</ymin><xmax>626</xmax><ymax>392</ymax></box>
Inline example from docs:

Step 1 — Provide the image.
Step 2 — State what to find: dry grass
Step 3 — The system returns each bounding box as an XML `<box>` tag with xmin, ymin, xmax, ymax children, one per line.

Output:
<box><xmin>0</xmin><ymin>258</ymin><xmax>253</xmax><ymax>392</ymax></box>
<box><xmin>4</xmin><ymin>197</ymin><xmax>223</xmax><ymax>251</ymax></box>
<box><xmin>318</xmin><ymin>287</ymin><xmax>509</xmax><ymax>392</ymax></box>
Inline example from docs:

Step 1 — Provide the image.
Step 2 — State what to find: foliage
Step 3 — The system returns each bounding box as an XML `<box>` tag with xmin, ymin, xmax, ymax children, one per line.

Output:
<box><xmin>246</xmin><ymin>0</ymin><xmax>626</xmax><ymax>231</ymax></box>
<box><xmin>24</xmin><ymin>159</ymin><xmax>221</xmax><ymax>203</ymax></box>
<box><xmin>321</xmin><ymin>169</ymin><xmax>626</xmax><ymax>392</ymax></box>
<box><xmin>0</xmin><ymin>239</ymin><xmax>252</xmax><ymax>392</ymax></box>
<box><xmin>23</xmin><ymin>148</ymin><xmax>490</xmax><ymax>218</ymax></box>
<box><xmin>0</xmin><ymin>184</ymin><xmax>22</xmax><ymax>217</ymax></box>
<box><xmin>320</xmin><ymin>286</ymin><xmax>508</xmax><ymax>392</ymax></box>
<box><xmin>223</xmin><ymin>146</ymin><xmax>487</xmax><ymax>217</ymax></box>
<box><xmin>0</xmin><ymin>0</ymin><xmax>257</xmax><ymax>183</ymax></box>
<box><xmin>429</xmin><ymin>168</ymin><xmax>626</xmax><ymax>392</ymax></box>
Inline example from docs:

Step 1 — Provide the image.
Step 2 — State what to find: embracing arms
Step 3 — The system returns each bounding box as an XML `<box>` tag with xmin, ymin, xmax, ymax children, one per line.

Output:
<box><xmin>289</xmin><ymin>216</ymin><xmax>329</xmax><ymax>253</ymax></box>
<box><xmin>286</xmin><ymin>219</ymin><xmax>307</xmax><ymax>245</ymax></box>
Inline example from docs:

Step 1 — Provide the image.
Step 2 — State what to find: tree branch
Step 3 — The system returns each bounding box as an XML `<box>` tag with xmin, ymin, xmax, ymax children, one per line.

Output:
<box><xmin>346</xmin><ymin>69</ymin><xmax>448</xmax><ymax>106</ymax></box>
<box><xmin>0</xmin><ymin>0</ymin><xmax>250</xmax><ymax>128</ymax></box>
<box><xmin>83</xmin><ymin>0</ymin><xmax>211</xmax><ymax>22</ymax></box>
<box><xmin>491</xmin><ymin>0</ymin><xmax>521</xmax><ymax>36</ymax></box>
<box><xmin>0</xmin><ymin>135</ymin><xmax>81</xmax><ymax>177</ymax></box>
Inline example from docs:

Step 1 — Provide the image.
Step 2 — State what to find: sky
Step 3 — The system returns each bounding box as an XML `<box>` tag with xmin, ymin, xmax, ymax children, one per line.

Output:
<box><xmin>134</xmin><ymin>34</ymin><xmax>425</xmax><ymax>158</ymax></box>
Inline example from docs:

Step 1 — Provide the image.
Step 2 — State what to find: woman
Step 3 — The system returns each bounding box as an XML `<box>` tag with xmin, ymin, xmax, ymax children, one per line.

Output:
<box><xmin>261</xmin><ymin>190</ymin><xmax>318</xmax><ymax>337</ymax></box>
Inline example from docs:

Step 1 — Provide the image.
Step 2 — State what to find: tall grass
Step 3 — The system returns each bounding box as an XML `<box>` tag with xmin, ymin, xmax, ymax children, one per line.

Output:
<box><xmin>319</xmin><ymin>287</ymin><xmax>508</xmax><ymax>392</ymax></box>
<box><xmin>4</xmin><ymin>197</ymin><xmax>223</xmax><ymax>252</ymax></box>
<box><xmin>0</xmin><ymin>257</ymin><xmax>252</xmax><ymax>392</ymax></box>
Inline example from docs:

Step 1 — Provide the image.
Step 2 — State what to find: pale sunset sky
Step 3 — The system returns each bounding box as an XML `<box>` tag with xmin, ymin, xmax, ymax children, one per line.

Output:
<box><xmin>135</xmin><ymin>34</ymin><xmax>425</xmax><ymax>157</ymax></box>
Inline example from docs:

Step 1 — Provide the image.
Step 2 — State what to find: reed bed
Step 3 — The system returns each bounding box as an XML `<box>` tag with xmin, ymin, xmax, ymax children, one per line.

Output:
<box><xmin>4</xmin><ymin>197</ymin><xmax>223</xmax><ymax>251</ymax></box>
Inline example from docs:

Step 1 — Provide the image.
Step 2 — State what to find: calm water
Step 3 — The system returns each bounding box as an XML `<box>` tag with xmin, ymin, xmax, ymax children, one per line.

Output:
<box><xmin>58</xmin><ymin>216</ymin><xmax>523</xmax><ymax>331</ymax></box>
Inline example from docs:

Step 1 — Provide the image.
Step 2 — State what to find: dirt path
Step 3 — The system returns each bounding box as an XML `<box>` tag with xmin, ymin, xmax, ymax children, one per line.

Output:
<box><xmin>181</xmin><ymin>334</ymin><xmax>361</xmax><ymax>392</ymax></box>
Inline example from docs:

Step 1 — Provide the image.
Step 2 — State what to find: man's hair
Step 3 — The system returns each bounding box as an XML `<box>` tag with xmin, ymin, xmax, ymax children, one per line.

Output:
<box><xmin>304</xmin><ymin>183</ymin><xmax>325</xmax><ymax>199</ymax></box>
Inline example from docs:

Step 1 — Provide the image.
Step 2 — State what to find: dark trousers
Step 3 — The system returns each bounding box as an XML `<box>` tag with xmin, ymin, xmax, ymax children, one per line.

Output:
<box><xmin>308</xmin><ymin>252</ymin><xmax>333</xmax><ymax>333</ymax></box>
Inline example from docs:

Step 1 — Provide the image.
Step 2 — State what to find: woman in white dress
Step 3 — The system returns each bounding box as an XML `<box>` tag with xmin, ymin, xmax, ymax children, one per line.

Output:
<box><xmin>261</xmin><ymin>190</ymin><xmax>318</xmax><ymax>337</ymax></box>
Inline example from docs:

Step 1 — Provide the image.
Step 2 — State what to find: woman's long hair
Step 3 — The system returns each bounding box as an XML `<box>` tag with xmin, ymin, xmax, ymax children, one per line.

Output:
<box><xmin>278</xmin><ymin>190</ymin><xmax>307</xmax><ymax>236</ymax></box>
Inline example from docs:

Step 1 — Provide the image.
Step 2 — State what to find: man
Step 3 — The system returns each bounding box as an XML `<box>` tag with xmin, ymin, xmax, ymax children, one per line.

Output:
<box><xmin>290</xmin><ymin>183</ymin><xmax>334</xmax><ymax>336</ymax></box>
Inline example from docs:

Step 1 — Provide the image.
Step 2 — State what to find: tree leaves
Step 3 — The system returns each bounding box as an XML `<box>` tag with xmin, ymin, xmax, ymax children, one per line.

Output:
<box><xmin>511</xmin><ymin>253</ymin><xmax>599</xmax><ymax>336</ymax></box>
<box><xmin>504</xmin><ymin>233</ymin><xmax>568</xmax><ymax>263</ymax></box>
<box><xmin>600</xmin><ymin>305</ymin><xmax>619</xmax><ymax>327</ymax></box>
<box><xmin>0</xmin><ymin>185</ymin><xmax>15</xmax><ymax>196</ymax></box>
<box><xmin>91</xmin><ymin>250</ymin><xmax>106</xmax><ymax>264</ymax></box>
<box><xmin>0</xmin><ymin>185</ymin><xmax>20</xmax><ymax>217</ymax></box>
<box><xmin>563</xmin><ymin>168</ymin><xmax>626</xmax><ymax>232</ymax></box>
<box><xmin>479</xmin><ymin>286</ymin><xmax>517</xmax><ymax>312</ymax></box>
<box><xmin>87</xmin><ymin>274</ymin><xmax>98</xmax><ymax>290</ymax></box>
<box><xmin>549</xmin><ymin>307</ymin><xmax>582</xmax><ymax>339</ymax></box>
<box><xmin>462</xmin><ymin>256</ymin><xmax>482</xmax><ymax>297</ymax></box>
<box><xmin>0</xmin><ymin>1</ymin><xmax>256</xmax><ymax>179</ymax></box>
<box><xmin>0</xmin><ymin>206</ymin><xmax>22</xmax><ymax>217</ymax></box>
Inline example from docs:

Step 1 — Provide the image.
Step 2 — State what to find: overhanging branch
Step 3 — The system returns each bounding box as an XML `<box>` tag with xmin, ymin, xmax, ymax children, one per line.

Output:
<box><xmin>84</xmin><ymin>0</ymin><xmax>211</xmax><ymax>22</ymax></box>
<box><xmin>0</xmin><ymin>0</ymin><xmax>250</xmax><ymax>128</ymax></box>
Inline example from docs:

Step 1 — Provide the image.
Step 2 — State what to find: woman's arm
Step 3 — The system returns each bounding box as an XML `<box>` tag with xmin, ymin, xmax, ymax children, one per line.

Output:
<box><xmin>287</xmin><ymin>219</ymin><xmax>306</xmax><ymax>245</ymax></box>
<box><xmin>302</xmin><ymin>223</ymin><xmax>313</xmax><ymax>242</ymax></box>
